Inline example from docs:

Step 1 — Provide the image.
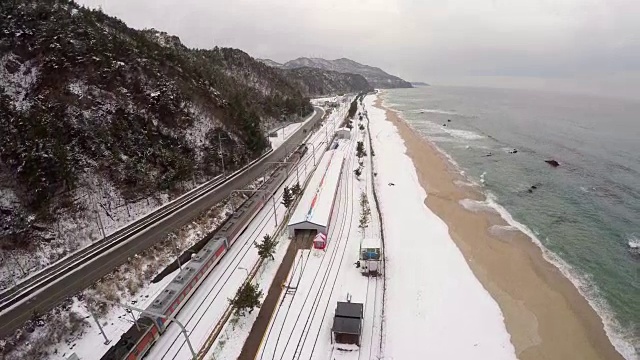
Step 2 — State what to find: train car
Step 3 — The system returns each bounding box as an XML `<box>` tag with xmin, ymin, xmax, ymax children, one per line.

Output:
<box><xmin>289</xmin><ymin>144</ymin><xmax>308</xmax><ymax>164</ymax></box>
<box><xmin>120</xmin><ymin>163</ymin><xmax>296</xmax><ymax>359</ymax></box>
<box><xmin>111</xmin><ymin>133</ymin><xmax>312</xmax><ymax>360</ymax></box>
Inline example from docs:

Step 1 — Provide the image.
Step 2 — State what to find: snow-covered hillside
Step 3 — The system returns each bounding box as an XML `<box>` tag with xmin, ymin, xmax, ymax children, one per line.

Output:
<box><xmin>280</xmin><ymin>57</ymin><xmax>412</xmax><ymax>89</ymax></box>
<box><xmin>0</xmin><ymin>0</ymin><xmax>313</xmax><ymax>287</ymax></box>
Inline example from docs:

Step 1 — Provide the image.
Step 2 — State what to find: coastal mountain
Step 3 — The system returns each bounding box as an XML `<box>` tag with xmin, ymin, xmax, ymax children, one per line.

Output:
<box><xmin>0</xmin><ymin>0</ymin><xmax>312</xmax><ymax>252</ymax></box>
<box><xmin>258</xmin><ymin>58</ymin><xmax>373</xmax><ymax>95</ymax></box>
<box><xmin>281</xmin><ymin>67</ymin><xmax>373</xmax><ymax>96</ymax></box>
<box><xmin>257</xmin><ymin>58</ymin><xmax>283</xmax><ymax>68</ymax></box>
<box><xmin>279</xmin><ymin>57</ymin><xmax>412</xmax><ymax>89</ymax></box>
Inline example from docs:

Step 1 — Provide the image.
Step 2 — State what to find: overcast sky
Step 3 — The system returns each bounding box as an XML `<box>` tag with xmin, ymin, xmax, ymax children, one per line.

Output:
<box><xmin>77</xmin><ymin>0</ymin><xmax>640</xmax><ymax>99</ymax></box>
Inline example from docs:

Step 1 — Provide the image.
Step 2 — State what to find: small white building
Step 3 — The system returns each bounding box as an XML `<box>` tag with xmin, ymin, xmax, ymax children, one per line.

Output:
<box><xmin>359</xmin><ymin>237</ymin><xmax>382</xmax><ymax>276</ymax></box>
<box><xmin>336</xmin><ymin>127</ymin><xmax>351</xmax><ymax>139</ymax></box>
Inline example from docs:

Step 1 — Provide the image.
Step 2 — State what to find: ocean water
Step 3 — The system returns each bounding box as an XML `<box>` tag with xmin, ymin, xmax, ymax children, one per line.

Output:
<box><xmin>382</xmin><ymin>86</ymin><xmax>640</xmax><ymax>358</ymax></box>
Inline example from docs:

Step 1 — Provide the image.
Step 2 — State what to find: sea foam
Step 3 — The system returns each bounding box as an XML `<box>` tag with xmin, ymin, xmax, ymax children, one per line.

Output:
<box><xmin>481</xmin><ymin>193</ymin><xmax>639</xmax><ymax>360</ymax></box>
<box><xmin>414</xmin><ymin>108</ymin><xmax>458</xmax><ymax>115</ymax></box>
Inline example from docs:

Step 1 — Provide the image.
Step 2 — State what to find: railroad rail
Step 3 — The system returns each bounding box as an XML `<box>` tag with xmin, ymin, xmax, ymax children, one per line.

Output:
<box><xmin>105</xmin><ymin>106</ymin><xmax>336</xmax><ymax>359</ymax></box>
<box><xmin>0</xmin><ymin>108</ymin><xmax>324</xmax><ymax>339</ymax></box>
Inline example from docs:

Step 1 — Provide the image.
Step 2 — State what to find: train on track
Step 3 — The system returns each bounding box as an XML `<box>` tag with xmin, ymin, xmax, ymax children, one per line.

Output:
<box><xmin>289</xmin><ymin>143</ymin><xmax>308</xmax><ymax>163</ymax></box>
<box><xmin>102</xmin><ymin>144</ymin><xmax>310</xmax><ymax>360</ymax></box>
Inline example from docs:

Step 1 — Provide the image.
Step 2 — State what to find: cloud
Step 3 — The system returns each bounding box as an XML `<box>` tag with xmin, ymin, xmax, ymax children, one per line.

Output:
<box><xmin>76</xmin><ymin>0</ymin><xmax>640</xmax><ymax>98</ymax></box>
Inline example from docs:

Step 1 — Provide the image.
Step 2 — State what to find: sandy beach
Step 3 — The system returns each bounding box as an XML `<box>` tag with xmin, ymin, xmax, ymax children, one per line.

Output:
<box><xmin>372</xmin><ymin>94</ymin><xmax>624</xmax><ymax>360</ymax></box>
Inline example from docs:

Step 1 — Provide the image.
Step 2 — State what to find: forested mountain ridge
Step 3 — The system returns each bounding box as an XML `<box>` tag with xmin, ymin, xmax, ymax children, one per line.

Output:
<box><xmin>279</xmin><ymin>57</ymin><xmax>412</xmax><ymax>89</ymax></box>
<box><xmin>282</xmin><ymin>67</ymin><xmax>373</xmax><ymax>96</ymax></box>
<box><xmin>0</xmin><ymin>0</ymin><xmax>312</xmax><ymax>252</ymax></box>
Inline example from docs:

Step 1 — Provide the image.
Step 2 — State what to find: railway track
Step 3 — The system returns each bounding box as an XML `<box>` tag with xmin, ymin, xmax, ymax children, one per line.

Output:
<box><xmin>257</xmin><ymin>135</ymin><xmax>358</xmax><ymax>360</ymax></box>
<box><xmin>156</xmin><ymin>143</ymin><xmax>322</xmax><ymax>360</ymax></box>
<box><xmin>0</xmin><ymin>108</ymin><xmax>325</xmax><ymax>339</ymax></box>
<box><xmin>299</xmin><ymin>136</ymin><xmax>358</xmax><ymax>360</ymax></box>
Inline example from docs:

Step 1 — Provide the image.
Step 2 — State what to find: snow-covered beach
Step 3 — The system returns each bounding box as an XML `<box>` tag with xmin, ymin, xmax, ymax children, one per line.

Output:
<box><xmin>368</xmin><ymin>91</ymin><xmax>628</xmax><ymax>360</ymax></box>
<box><xmin>365</xmin><ymin>95</ymin><xmax>517</xmax><ymax>359</ymax></box>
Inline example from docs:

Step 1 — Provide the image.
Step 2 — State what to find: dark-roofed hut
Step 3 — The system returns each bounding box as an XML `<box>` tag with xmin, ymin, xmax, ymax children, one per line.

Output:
<box><xmin>331</xmin><ymin>301</ymin><xmax>364</xmax><ymax>346</ymax></box>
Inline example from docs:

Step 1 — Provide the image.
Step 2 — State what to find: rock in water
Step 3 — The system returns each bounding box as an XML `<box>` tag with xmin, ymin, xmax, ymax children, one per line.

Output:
<box><xmin>545</xmin><ymin>159</ymin><xmax>560</xmax><ymax>167</ymax></box>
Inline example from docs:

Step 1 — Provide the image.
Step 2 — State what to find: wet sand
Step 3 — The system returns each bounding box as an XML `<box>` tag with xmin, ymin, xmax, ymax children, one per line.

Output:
<box><xmin>373</xmin><ymin>96</ymin><xmax>624</xmax><ymax>360</ymax></box>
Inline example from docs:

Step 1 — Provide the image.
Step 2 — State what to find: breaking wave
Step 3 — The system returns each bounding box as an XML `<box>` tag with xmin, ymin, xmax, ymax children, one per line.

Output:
<box><xmin>477</xmin><ymin>193</ymin><xmax>639</xmax><ymax>359</ymax></box>
<box><xmin>414</xmin><ymin>108</ymin><xmax>458</xmax><ymax>115</ymax></box>
<box><xmin>443</xmin><ymin>128</ymin><xmax>485</xmax><ymax>141</ymax></box>
<box><xmin>458</xmin><ymin>198</ymin><xmax>497</xmax><ymax>213</ymax></box>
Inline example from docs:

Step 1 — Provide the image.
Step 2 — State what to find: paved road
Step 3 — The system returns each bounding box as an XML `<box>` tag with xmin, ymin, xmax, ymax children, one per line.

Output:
<box><xmin>0</xmin><ymin>108</ymin><xmax>325</xmax><ymax>339</ymax></box>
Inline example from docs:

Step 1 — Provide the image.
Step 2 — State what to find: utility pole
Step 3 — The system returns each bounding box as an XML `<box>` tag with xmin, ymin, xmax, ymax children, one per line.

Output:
<box><xmin>306</xmin><ymin>143</ymin><xmax>317</xmax><ymax>166</ymax></box>
<box><xmin>169</xmin><ymin>233</ymin><xmax>182</xmax><ymax>271</ymax></box>
<box><xmin>89</xmin><ymin>308</ymin><xmax>110</xmax><ymax>345</ymax></box>
<box><xmin>0</xmin><ymin>252</ymin><xmax>17</xmax><ymax>285</ymax></box>
<box><xmin>92</xmin><ymin>192</ymin><xmax>106</xmax><ymax>241</ymax></box>
<box><xmin>176</xmin><ymin>249</ymin><xmax>183</xmax><ymax>270</ymax></box>
<box><xmin>218</xmin><ymin>132</ymin><xmax>226</xmax><ymax>178</ymax></box>
<box><xmin>126</xmin><ymin>309</ymin><xmax>141</xmax><ymax>331</ymax></box>
<box><xmin>324</xmin><ymin>126</ymin><xmax>329</xmax><ymax>146</ymax></box>
<box><xmin>236</xmin><ymin>266</ymin><xmax>249</xmax><ymax>278</ymax></box>
<box><xmin>13</xmin><ymin>255</ymin><xmax>26</xmax><ymax>276</ymax></box>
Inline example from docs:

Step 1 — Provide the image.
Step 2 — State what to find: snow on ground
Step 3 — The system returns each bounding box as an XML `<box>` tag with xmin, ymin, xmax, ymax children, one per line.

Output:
<box><xmin>269</xmin><ymin>122</ymin><xmax>303</xmax><ymax>149</ymax></box>
<box><xmin>311</xmin><ymin>94</ymin><xmax>353</xmax><ymax>107</ymax></box>
<box><xmin>204</xmin><ymin>231</ymin><xmax>290</xmax><ymax>360</ymax></box>
<box><xmin>0</xmin><ymin>53</ymin><xmax>39</xmax><ymax>111</ymax></box>
<box><xmin>364</xmin><ymin>94</ymin><xmax>517</xmax><ymax>359</ymax></box>
<box><xmin>147</xmin><ymin>113</ymin><xmax>333</xmax><ymax>360</ymax></box>
<box><xmin>256</xmin><ymin>117</ymin><xmax>385</xmax><ymax>360</ymax></box>
<box><xmin>198</xmin><ymin>100</ymin><xmax>354</xmax><ymax>360</ymax></box>
<box><xmin>185</xmin><ymin>102</ymin><xmax>223</xmax><ymax>161</ymax></box>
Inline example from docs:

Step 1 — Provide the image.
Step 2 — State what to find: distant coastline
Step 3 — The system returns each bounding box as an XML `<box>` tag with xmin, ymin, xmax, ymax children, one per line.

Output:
<box><xmin>410</xmin><ymin>81</ymin><xmax>430</xmax><ymax>86</ymax></box>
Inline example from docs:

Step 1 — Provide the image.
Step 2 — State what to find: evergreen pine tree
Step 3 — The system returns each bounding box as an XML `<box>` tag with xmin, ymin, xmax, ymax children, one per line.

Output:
<box><xmin>356</xmin><ymin>141</ymin><xmax>367</xmax><ymax>158</ymax></box>
<box><xmin>359</xmin><ymin>192</ymin><xmax>371</xmax><ymax>236</ymax></box>
<box><xmin>229</xmin><ymin>282</ymin><xmax>263</xmax><ymax>317</ymax></box>
<box><xmin>282</xmin><ymin>186</ymin><xmax>293</xmax><ymax>208</ymax></box>
<box><xmin>291</xmin><ymin>182</ymin><xmax>301</xmax><ymax>196</ymax></box>
<box><xmin>254</xmin><ymin>234</ymin><xmax>278</xmax><ymax>260</ymax></box>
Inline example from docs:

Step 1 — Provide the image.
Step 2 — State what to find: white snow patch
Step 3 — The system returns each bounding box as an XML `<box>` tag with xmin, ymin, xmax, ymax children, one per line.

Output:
<box><xmin>0</xmin><ymin>54</ymin><xmax>39</xmax><ymax>111</ymax></box>
<box><xmin>0</xmin><ymin>187</ymin><xmax>19</xmax><ymax>209</ymax></box>
<box><xmin>185</xmin><ymin>102</ymin><xmax>221</xmax><ymax>155</ymax></box>
<box><xmin>257</xmin><ymin>112</ymin><xmax>384</xmax><ymax>360</ymax></box>
<box><xmin>269</xmin><ymin>122</ymin><xmax>303</xmax><ymax>149</ymax></box>
<box><xmin>68</xmin><ymin>81</ymin><xmax>84</xmax><ymax>96</ymax></box>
